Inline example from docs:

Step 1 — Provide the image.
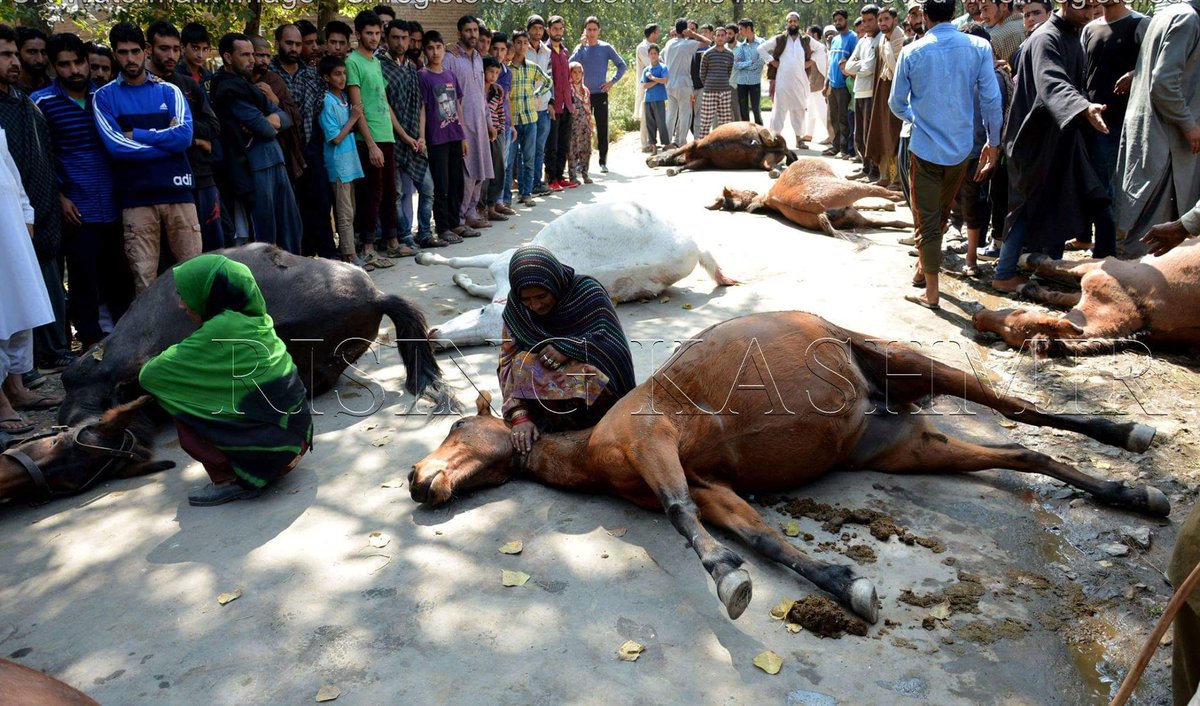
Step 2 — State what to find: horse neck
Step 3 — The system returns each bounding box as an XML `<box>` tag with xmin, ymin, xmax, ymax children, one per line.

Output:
<box><xmin>524</xmin><ymin>428</ymin><xmax>602</xmax><ymax>492</ymax></box>
<box><xmin>0</xmin><ymin>455</ymin><xmax>31</xmax><ymax>500</ymax></box>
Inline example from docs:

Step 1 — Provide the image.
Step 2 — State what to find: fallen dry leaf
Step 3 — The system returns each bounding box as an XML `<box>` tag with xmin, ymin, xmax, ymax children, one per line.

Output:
<box><xmin>91</xmin><ymin>345</ymin><xmax>104</xmax><ymax>361</ymax></box>
<box><xmin>363</xmin><ymin>422</ymin><xmax>378</xmax><ymax>432</ymax></box>
<box><xmin>606</xmin><ymin>527</ymin><xmax>628</xmax><ymax>538</ymax></box>
<box><xmin>217</xmin><ymin>588</ymin><xmax>243</xmax><ymax>606</ymax></box>
<box><xmin>659</xmin><ymin>296</ymin><xmax>670</xmax><ymax>304</ymax></box>
<box><xmin>928</xmin><ymin>602</ymin><xmax>951</xmax><ymax>620</ymax></box>
<box><xmin>380</xmin><ymin>478</ymin><xmax>405</xmax><ymax>489</ymax></box>
<box><xmin>617</xmin><ymin>640</ymin><xmax>645</xmax><ymax>661</ymax></box>
<box><xmin>753</xmin><ymin>650</ymin><xmax>783</xmax><ymax>675</ymax></box>
<box><xmin>682</xmin><ymin>303</ymin><xmax>693</xmax><ymax>310</ymax></box>
<box><xmin>600</xmin><ymin>552</ymin><xmax>610</xmax><ymax>559</ymax></box>
<box><xmin>315</xmin><ymin>684</ymin><xmax>341</xmax><ymax>702</ymax></box>
<box><xmin>499</xmin><ymin>540</ymin><xmax>524</xmax><ymax>555</ymax></box>
<box><xmin>785</xmin><ymin>623</ymin><xmax>803</xmax><ymax>634</ymax></box>
<box><xmin>501</xmin><ymin>570</ymin><xmax>530</xmax><ymax>587</ymax></box>
<box><xmin>368</xmin><ymin>531</ymin><xmax>391</xmax><ymax>548</ymax></box>
<box><xmin>769</xmin><ymin>598</ymin><xmax>795</xmax><ymax>620</ymax></box>
<box><xmin>370</xmin><ymin>434</ymin><xmax>391</xmax><ymax>447</ymax></box>
<box><xmin>782</xmin><ymin>519</ymin><xmax>802</xmax><ymax>537</ymax></box>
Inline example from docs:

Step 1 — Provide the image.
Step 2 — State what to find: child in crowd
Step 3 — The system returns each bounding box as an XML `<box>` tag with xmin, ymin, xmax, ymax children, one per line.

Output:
<box><xmin>641</xmin><ymin>45</ymin><xmax>669</xmax><ymax>154</ymax></box>
<box><xmin>483</xmin><ymin>56</ymin><xmax>508</xmax><ymax>221</ymax></box>
<box><xmin>318</xmin><ymin>56</ymin><xmax>369</xmax><ymax>270</ymax></box>
<box><xmin>567</xmin><ymin>61</ymin><xmax>594</xmax><ymax>185</ymax></box>
<box><xmin>419</xmin><ymin>31</ymin><xmax>469</xmax><ymax>244</ymax></box>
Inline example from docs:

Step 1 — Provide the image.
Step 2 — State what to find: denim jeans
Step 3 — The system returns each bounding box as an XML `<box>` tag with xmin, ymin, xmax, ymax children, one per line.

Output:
<box><xmin>533</xmin><ymin>110</ymin><xmax>550</xmax><ymax>189</ymax></box>
<box><xmin>995</xmin><ymin>215</ymin><xmax>1066</xmax><ymax>280</ymax></box>
<box><xmin>501</xmin><ymin>128</ymin><xmax>515</xmax><ymax>205</ymax></box>
<box><xmin>397</xmin><ymin>166</ymin><xmax>434</xmax><ymax>241</ymax></box>
<box><xmin>514</xmin><ymin>121</ymin><xmax>538</xmax><ymax>198</ymax></box>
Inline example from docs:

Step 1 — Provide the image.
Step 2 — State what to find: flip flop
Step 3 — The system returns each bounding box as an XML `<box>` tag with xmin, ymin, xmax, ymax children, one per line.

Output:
<box><xmin>905</xmin><ymin>294</ymin><xmax>940</xmax><ymax>310</ymax></box>
<box><xmin>15</xmin><ymin>394</ymin><xmax>61</xmax><ymax>411</ymax></box>
<box><xmin>387</xmin><ymin>245</ymin><xmax>417</xmax><ymax>258</ymax></box>
<box><xmin>0</xmin><ymin>416</ymin><xmax>35</xmax><ymax>434</ymax></box>
<box><xmin>962</xmin><ymin>264</ymin><xmax>981</xmax><ymax>277</ymax></box>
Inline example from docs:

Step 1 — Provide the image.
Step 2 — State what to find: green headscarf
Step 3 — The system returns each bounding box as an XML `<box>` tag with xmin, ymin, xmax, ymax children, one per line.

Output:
<box><xmin>139</xmin><ymin>254</ymin><xmax>305</xmax><ymax>426</ymax></box>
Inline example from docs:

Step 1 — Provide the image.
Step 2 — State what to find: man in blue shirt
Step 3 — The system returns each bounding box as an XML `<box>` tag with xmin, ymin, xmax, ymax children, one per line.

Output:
<box><xmin>570</xmin><ymin>16</ymin><xmax>626</xmax><ymax>173</ymax></box>
<box><xmin>33</xmin><ymin>32</ymin><xmax>131</xmax><ymax>350</ymax></box>
<box><xmin>733</xmin><ymin>18</ymin><xmax>764</xmax><ymax>125</ymax></box>
<box><xmin>889</xmin><ymin>0</ymin><xmax>1002</xmax><ymax>309</ymax></box>
<box><xmin>824</xmin><ymin>10</ymin><xmax>857</xmax><ymax>158</ymax></box>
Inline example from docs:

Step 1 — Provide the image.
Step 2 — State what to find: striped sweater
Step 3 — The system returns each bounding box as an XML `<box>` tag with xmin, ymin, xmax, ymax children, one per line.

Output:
<box><xmin>93</xmin><ymin>73</ymin><xmax>195</xmax><ymax>209</ymax></box>
<box><xmin>700</xmin><ymin>49</ymin><xmax>735</xmax><ymax>91</ymax></box>
<box><xmin>31</xmin><ymin>81</ymin><xmax>118</xmax><ymax>224</ymax></box>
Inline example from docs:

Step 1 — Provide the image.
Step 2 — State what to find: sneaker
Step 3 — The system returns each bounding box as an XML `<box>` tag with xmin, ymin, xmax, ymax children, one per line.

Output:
<box><xmin>532</xmin><ymin>184</ymin><xmax>552</xmax><ymax>196</ymax></box>
<box><xmin>38</xmin><ymin>354</ymin><xmax>77</xmax><ymax>374</ymax></box>
<box><xmin>561</xmin><ymin>178</ymin><xmax>580</xmax><ymax>189</ymax></box>
<box><xmin>547</xmin><ymin>180</ymin><xmax>564</xmax><ymax>192</ymax></box>
<box><xmin>599</xmin><ymin>164</ymin><xmax>609</xmax><ymax>173</ymax></box>
<box><xmin>582</xmin><ymin>175</ymin><xmax>593</xmax><ymax>184</ymax></box>
<box><xmin>821</xmin><ymin>148</ymin><xmax>838</xmax><ymax>156</ymax></box>
<box><xmin>978</xmin><ymin>245</ymin><xmax>1002</xmax><ymax>260</ymax></box>
<box><xmin>188</xmin><ymin>482</ymin><xmax>261</xmax><ymax>507</ymax></box>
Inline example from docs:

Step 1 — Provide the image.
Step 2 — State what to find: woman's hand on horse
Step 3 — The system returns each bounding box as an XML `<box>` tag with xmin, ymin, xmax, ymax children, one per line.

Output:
<box><xmin>511</xmin><ymin>419</ymin><xmax>540</xmax><ymax>453</ymax></box>
<box><xmin>541</xmin><ymin>345</ymin><xmax>569</xmax><ymax>369</ymax></box>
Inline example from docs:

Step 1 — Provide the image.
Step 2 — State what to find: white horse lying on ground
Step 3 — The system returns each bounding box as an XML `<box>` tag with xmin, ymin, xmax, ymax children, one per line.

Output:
<box><xmin>417</xmin><ymin>202</ymin><xmax>739</xmax><ymax>348</ymax></box>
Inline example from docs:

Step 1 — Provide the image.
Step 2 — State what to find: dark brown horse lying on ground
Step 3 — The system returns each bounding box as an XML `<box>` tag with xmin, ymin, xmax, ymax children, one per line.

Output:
<box><xmin>973</xmin><ymin>240</ymin><xmax>1200</xmax><ymax>355</ymax></box>
<box><xmin>0</xmin><ymin>396</ymin><xmax>172</xmax><ymax>505</ymax></box>
<box><xmin>0</xmin><ymin>658</ymin><xmax>97</xmax><ymax>705</ymax></box>
<box><xmin>409</xmin><ymin>312</ymin><xmax>1165</xmax><ymax>624</ymax></box>
<box><xmin>646</xmin><ymin>122</ymin><xmax>798</xmax><ymax>177</ymax></box>
<box><xmin>59</xmin><ymin>243</ymin><xmax>452</xmax><ymax>427</ymax></box>
<box><xmin>708</xmin><ymin>157</ymin><xmax>910</xmax><ymax>245</ymax></box>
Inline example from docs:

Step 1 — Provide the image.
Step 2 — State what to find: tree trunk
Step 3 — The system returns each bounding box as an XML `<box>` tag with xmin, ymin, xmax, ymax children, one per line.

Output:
<box><xmin>731</xmin><ymin>0</ymin><xmax>745</xmax><ymax>24</ymax></box>
<box><xmin>244</xmin><ymin>0</ymin><xmax>262</xmax><ymax>36</ymax></box>
<box><xmin>318</xmin><ymin>0</ymin><xmax>339</xmax><ymax>32</ymax></box>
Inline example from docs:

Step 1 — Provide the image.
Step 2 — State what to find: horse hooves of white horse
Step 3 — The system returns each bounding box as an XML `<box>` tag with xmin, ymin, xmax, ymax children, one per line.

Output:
<box><xmin>418</xmin><ymin>202</ymin><xmax>739</xmax><ymax>349</ymax></box>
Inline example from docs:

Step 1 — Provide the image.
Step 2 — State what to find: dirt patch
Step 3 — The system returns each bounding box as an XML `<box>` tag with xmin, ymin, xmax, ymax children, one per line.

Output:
<box><xmin>954</xmin><ymin>618</ymin><xmax>1030</xmax><ymax>644</ymax></box>
<box><xmin>785</xmin><ymin>596</ymin><xmax>870</xmax><ymax>638</ymax></box>
<box><xmin>846</xmin><ymin>544</ymin><xmax>877</xmax><ymax>564</ymax></box>
<box><xmin>899</xmin><ymin>571</ymin><xmax>986</xmax><ymax>614</ymax></box>
<box><xmin>774</xmin><ymin>497</ymin><xmax>945</xmax><ymax>554</ymax></box>
<box><xmin>1004</xmin><ymin>569</ymin><xmax>1052</xmax><ymax>591</ymax></box>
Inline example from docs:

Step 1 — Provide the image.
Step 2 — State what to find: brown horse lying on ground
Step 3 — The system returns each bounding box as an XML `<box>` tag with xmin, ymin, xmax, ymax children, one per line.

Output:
<box><xmin>0</xmin><ymin>658</ymin><xmax>98</xmax><ymax>705</ymax></box>
<box><xmin>973</xmin><ymin>240</ymin><xmax>1200</xmax><ymax>355</ymax></box>
<box><xmin>0</xmin><ymin>396</ymin><xmax>172</xmax><ymax>505</ymax></box>
<box><xmin>707</xmin><ymin>158</ymin><xmax>911</xmax><ymax>245</ymax></box>
<box><xmin>646</xmin><ymin>122</ymin><xmax>797</xmax><ymax>177</ymax></box>
<box><xmin>409</xmin><ymin>312</ymin><xmax>1165</xmax><ymax>624</ymax></box>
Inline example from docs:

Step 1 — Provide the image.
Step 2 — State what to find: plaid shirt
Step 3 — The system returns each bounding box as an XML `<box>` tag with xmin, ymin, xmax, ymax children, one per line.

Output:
<box><xmin>380</xmin><ymin>53</ymin><xmax>428</xmax><ymax>182</ymax></box>
<box><xmin>270</xmin><ymin>57</ymin><xmax>322</xmax><ymax>146</ymax></box>
<box><xmin>988</xmin><ymin>13</ymin><xmax>1026</xmax><ymax>64</ymax></box>
<box><xmin>507</xmin><ymin>60</ymin><xmax>551</xmax><ymax>126</ymax></box>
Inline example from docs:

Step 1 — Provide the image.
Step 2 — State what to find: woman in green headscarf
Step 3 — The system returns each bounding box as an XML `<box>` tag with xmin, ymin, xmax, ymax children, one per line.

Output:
<box><xmin>139</xmin><ymin>254</ymin><xmax>313</xmax><ymax>506</ymax></box>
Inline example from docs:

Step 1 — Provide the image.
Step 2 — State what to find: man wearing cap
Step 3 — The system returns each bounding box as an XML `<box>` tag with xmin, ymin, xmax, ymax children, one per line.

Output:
<box><xmin>890</xmin><ymin>0</ymin><xmax>1003</xmax><ymax>309</ymax></box>
<box><xmin>758</xmin><ymin>12</ymin><xmax>812</xmax><ymax>149</ymax></box>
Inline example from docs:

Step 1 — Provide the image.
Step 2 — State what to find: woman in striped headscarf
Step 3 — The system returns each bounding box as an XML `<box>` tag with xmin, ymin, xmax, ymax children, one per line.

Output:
<box><xmin>500</xmin><ymin>246</ymin><xmax>635</xmax><ymax>452</ymax></box>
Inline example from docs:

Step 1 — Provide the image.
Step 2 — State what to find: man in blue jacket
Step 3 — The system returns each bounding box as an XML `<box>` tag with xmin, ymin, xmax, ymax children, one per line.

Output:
<box><xmin>93</xmin><ymin>22</ymin><xmax>200</xmax><ymax>294</ymax></box>
<box><xmin>33</xmin><ymin>32</ymin><xmax>132</xmax><ymax>350</ymax></box>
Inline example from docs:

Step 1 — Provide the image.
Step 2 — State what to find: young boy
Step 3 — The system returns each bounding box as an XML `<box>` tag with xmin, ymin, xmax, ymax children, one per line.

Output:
<box><xmin>319</xmin><ymin>56</ymin><xmax>367</xmax><ymax>268</ymax></box>
<box><xmin>483</xmin><ymin>56</ymin><xmax>508</xmax><ymax>223</ymax></box>
<box><xmin>419</xmin><ymin>31</ymin><xmax>469</xmax><ymax>243</ymax></box>
<box><xmin>698</xmin><ymin>26</ymin><xmax>734</xmax><ymax>139</ymax></box>
<box><xmin>488</xmin><ymin>33</ymin><xmax>517</xmax><ymax>218</ymax></box>
<box><xmin>641</xmin><ymin>44</ymin><xmax>669</xmax><ymax>153</ymax></box>
<box><xmin>506</xmin><ymin>31</ymin><xmax>551</xmax><ymax>208</ymax></box>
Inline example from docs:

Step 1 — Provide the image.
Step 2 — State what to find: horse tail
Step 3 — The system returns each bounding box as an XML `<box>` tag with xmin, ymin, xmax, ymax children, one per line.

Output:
<box><xmin>818</xmin><ymin>213</ymin><xmax>872</xmax><ymax>251</ymax></box>
<box><xmin>379</xmin><ymin>294</ymin><xmax>459</xmax><ymax>413</ymax></box>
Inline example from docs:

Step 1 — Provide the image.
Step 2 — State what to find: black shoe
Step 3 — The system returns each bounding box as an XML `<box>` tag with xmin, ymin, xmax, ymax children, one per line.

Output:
<box><xmin>188</xmin><ymin>483</ymin><xmax>261</xmax><ymax>507</ymax></box>
<box><xmin>532</xmin><ymin>184</ymin><xmax>552</xmax><ymax>196</ymax></box>
<box><xmin>22</xmin><ymin>370</ymin><xmax>47</xmax><ymax>390</ymax></box>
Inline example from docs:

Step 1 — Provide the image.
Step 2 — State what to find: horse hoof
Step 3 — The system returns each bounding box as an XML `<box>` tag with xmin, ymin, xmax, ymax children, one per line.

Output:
<box><xmin>415</xmin><ymin>252</ymin><xmax>435</xmax><ymax>265</ymax></box>
<box><xmin>717</xmin><ymin>568</ymin><xmax>753</xmax><ymax>620</ymax></box>
<box><xmin>1014</xmin><ymin>283</ymin><xmax>1034</xmax><ymax>298</ymax></box>
<box><xmin>666</xmin><ymin>168</ymin><xmax>678</xmax><ymax>177</ymax></box>
<box><xmin>768</xmin><ymin>169</ymin><xmax>780</xmax><ymax>179</ymax></box>
<box><xmin>1125</xmin><ymin>423</ymin><xmax>1157</xmax><ymax>453</ymax></box>
<box><xmin>1141</xmin><ymin>486</ymin><xmax>1171</xmax><ymax>517</ymax></box>
<box><xmin>849</xmin><ymin>577</ymin><xmax>879</xmax><ymax>625</ymax></box>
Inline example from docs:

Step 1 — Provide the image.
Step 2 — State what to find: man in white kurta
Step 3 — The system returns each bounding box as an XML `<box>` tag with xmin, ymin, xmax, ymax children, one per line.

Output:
<box><xmin>0</xmin><ymin>126</ymin><xmax>56</xmax><ymax>433</ymax></box>
<box><xmin>758</xmin><ymin>12</ymin><xmax>811</xmax><ymax>148</ymax></box>
<box><xmin>805</xmin><ymin>26</ymin><xmax>829</xmax><ymax>141</ymax></box>
<box><xmin>635</xmin><ymin>29</ymin><xmax>655</xmax><ymax>152</ymax></box>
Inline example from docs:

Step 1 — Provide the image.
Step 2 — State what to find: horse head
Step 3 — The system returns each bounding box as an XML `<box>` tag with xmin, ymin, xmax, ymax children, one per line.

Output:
<box><xmin>2</xmin><ymin>396</ymin><xmax>174</xmax><ymax>504</ymax></box>
<box><xmin>409</xmin><ymin>392</ymin><xmax>515</xmax><ymax>506</ymax></box>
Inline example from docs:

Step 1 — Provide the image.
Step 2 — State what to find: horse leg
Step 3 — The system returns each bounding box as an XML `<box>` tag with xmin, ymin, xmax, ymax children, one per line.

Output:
<box><xmin>857</xmin><ymin>415</ymin><xmax>1169</xmax><ymax>516</ymax></box>
<box><xmin>668</xmin><ymin>158</ymin><xmax>708</xmax><ymax>177</ymax></box>
<box><xmin>414</xmin><ymin>252</ymin><xmax>501</xmax><ymax>270</ymax></box>
<box><xmin>633</xmin><ymin>444</ymin><xmax>754</xmax><ymax>619</ymax></box>
<box><xmin>1020</xmin><ymin>253</ymin><xmax>1104</xmax><ymax>281</ymax></box>
<box><xmin>1015</xmin><ymin>282</ymin><xmax>1083</xmax><ymax>309</ymax></box>
<box><xmin>851</xmin><ymin>336</ymin><xmax>1157</xmax><ymax>452</ymax></box>
<box><xmin>827</xmin><ymin>207</ymin><xmax>911</xmax><ymax>232</ymax></box>
<box><xmin>691</xmin><ymin>483</ymin><xmax>879</xmax><ymax>623</ymax></box>
<box><xmin>451</xmin><ymin>273</ymin><xmax>498</xmax><ymax>299</ymax></box>
<box><xmin>113</xmin><ymin>459</ymin><xmax>176</xmax><ymax>479</ymax></box>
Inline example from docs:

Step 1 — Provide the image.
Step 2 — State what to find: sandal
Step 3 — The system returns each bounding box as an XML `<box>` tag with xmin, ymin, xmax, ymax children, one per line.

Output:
<box><xmin>962</xmin><ymin>264</ymin><xmax>981</xmax><ymax>277</ymax></box>
<box><xmin>0</xmin><ymin>416</ymin><xmax>34</xmax><ymax>435</ymax></box>
<box><xmin>15</xmin><ymin>394</ymin><xmax>62</xmax><ymax>411</ymax></box>
<box><xmin>364</xmin><ymin>252</ymin><xmax>395</xmax><ymax>268</ymax></box>
<box><xmin>417</xmin><ymin>236</ymin><xmax>449</xmax><ymax>249</ymax></box>
<box><xmin>344</xmin><ymin>255</ymin><xmax>375</xmax><ymax>272</ymax></box>
<box><xmin>439</xmin><ymin>231</ymin><xmax>464</xmax><ymax>244</ymax></box>
<box><xmin>387</xmin><ymin>245</ymin><xmax>417</xmax><ymax>258</ymax></box>
<box><xmin>904</xmin><ymin>294</ymin><xmax>940</xmax><ymax>310</ymax></box>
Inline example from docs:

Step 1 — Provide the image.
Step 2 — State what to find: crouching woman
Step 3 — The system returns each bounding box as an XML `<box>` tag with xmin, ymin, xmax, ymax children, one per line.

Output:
<box><xmin>499</xmin><ymin>246</ymin><xmax>636</xmax><ymax>453</ymax></box>
<box><xmin>139</xmin><ymin>254</ymin><xmax>312</xmax><ymax>506</ymax></box>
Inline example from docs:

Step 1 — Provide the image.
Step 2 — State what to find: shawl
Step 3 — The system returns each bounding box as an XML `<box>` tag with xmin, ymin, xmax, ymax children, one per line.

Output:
<box><xmin>501</xmin><ymin>246</ymin><xmax>636</xmax><ymax>398</ymax></box>
<box><xmin>0</xmin><ymin>86</ymin><xmax>61</xmax><ymax>260</ymax></box>
<box><xmin>140</xmin><ymin>255</ymin><xmax>312</xmax><ymax>486</ymax></box>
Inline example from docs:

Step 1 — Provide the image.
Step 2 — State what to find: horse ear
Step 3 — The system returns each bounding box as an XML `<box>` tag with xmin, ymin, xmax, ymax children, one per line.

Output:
<box><xmin>94</xmin><ymin>395</ymin><xmax>154</xmax><ymax>437</ymax></box>
<box><xmin>475</xmin><ymin>391</ymin><xmax>494</xmax><ymax>417</ymax></box>
<box><xmin>1053</xmin><ymin>318</ymin><xmax>1085</xmax><ymax>336</ymax></box>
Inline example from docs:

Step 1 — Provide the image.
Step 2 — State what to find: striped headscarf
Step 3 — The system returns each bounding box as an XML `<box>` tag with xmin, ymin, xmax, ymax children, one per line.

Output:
<box><xmin>502</xmin><ymin>246</ymin><xmax>636</xmax><ymax>398</ymax></box>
